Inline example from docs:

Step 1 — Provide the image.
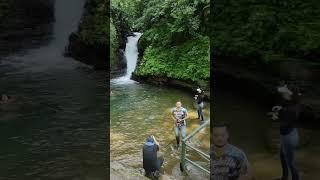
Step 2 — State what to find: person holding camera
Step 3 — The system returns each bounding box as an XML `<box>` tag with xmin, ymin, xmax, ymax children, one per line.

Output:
<box><xmin>194</xmin><ymin>88</ymin><xmax>204</xmax><ymax>122</ymax></box>
<box><xmin>171</xmin><ymin>101</ymin><xmax>189</xmax><ymax>148</ymax></box>
<box><xmin>142</xmin><ymin>135</ymin><xmax>164</xmax><ymax>178</ymax></box>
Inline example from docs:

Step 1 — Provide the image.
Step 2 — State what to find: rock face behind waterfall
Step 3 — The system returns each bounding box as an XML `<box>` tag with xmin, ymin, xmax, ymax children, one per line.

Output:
<box><xmin>0</xmin><ymin>0</ymin><xmax>54</xmax><ymax>57</ymax></box>
<box><xmin>65</xmin><ymin>0</ymin><xmax>107</xmax><ymax>70</ymax></box>
<box><xmin>66</xmin><ymin>32</ymin><xmax>107</xmax><ymax>70</ymax></box>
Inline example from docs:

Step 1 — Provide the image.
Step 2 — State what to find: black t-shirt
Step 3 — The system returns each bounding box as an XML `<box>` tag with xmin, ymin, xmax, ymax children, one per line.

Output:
<box><xmin>196</xmin><ymin>93</ymin><xmax>204</xmax><ymax>104</ymax></box>
<box><xmin>279</xmin><ymin>103</ymin><xmax>300</xmax><ymax>135</ymax></box>
<box><xmin>143</xmin><ymin>143</ymin><xmax>159</xmax><ymax>172</ymax></box>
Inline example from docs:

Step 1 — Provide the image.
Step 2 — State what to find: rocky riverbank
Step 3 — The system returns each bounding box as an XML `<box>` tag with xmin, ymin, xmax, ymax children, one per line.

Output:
<box><xmin>131</xmin><ymin>35</ymin><xmax>210</xmax><ymax>99</ymax></box>
<box><xmin>131</xmin><ymin>73</ymin><xmax>210</xmax><ymax>100</ymax></box>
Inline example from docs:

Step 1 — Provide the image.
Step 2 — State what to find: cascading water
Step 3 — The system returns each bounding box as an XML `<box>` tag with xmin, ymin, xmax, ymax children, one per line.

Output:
<box><xmin>112</xmin><ymin>32</ymin><xmax>142</xmax><ymax>84</ymax></box>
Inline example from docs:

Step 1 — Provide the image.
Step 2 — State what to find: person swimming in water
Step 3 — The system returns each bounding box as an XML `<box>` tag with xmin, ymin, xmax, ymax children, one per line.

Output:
<box><xmin>0</xmin><ymin>94</ymin><xmax>12</xmax><ymax>104</ymax></box>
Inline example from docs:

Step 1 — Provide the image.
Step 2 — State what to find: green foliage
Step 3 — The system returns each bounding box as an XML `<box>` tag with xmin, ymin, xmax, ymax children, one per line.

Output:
<box><xmin>112</xmin><ymin>0</ymin><xmax>210</xmax><ymax>83</ymax></box>
<box><xmin>79</xmin><ymin>0</ymin><xmax>108</xmax><ymax>46</ymax></box>
<box><xmin>136</xmin><ymin>36</ymin><xmax>210</xmax><ymax>82</ymax></box>
<box><xmin>111</xmin><ymin>0</ymin><xmax>144</xmax><ymax>28</ymax></box>
<box><xmin>110</xmin><ymin>20</ymin><xmax>118</xmax><ymax>68</ymax></box>
<box><xmin>131</xmin><ymin>0</ymin><xmax>210</xmax><ymax>83</ymax></box>
<box><xmin>212</xmin><ymin>0</ymin><xmax>320</xmax><ymax>63</ymax></box>
<box><xmin>136</xmin><ymin>0</ymin><xmax>209</xmax><ymax>46</ymax></box>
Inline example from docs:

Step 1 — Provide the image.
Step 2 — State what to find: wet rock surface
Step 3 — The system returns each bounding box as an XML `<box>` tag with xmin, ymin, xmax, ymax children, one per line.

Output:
<box><xmin>65</xmin><ymin>32</ymin><xmax>107</xmax><ymax>70</ymax></box>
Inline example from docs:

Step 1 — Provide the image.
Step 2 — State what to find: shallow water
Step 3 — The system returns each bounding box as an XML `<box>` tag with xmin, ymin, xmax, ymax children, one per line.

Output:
<box><xmin>110</xmin><ymin>32</ymin><xmax>210</xmax><ymax>179</ymax></box>
<box><xmin>110</xmin><ymin>81</ymin><xmax>210</xmax><ymax>179</ymax></box>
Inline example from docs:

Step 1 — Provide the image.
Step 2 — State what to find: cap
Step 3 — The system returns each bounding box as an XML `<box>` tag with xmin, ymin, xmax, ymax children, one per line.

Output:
<box><xmin>146</xmin><ymin>136</ymin><xmax>154</xmax><ymax>143</ymax></box>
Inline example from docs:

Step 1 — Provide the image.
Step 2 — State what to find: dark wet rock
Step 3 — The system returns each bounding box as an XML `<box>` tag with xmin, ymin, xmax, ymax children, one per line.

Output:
<box><xmin>133</xmin><ymin>36</ymin><xmax>210</xmax><ymax>100</ymax></box>
<box><xmin>65</xmin><ymin>32</ymin><xmax>107</xmax><ymax>70</ymax></box>
<box><xmin>110</xmin><ymin>161</ymin><xmax>149</xmax><ymax>180</ymax></box>
<box><xmin>131</xmin><ymin>73</ymin><xmax>210</xmax><ymax>100</ymax></box>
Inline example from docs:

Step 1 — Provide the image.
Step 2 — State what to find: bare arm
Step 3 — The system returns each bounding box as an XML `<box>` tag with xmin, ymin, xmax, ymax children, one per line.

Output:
<box><xmin>152</xmin><ymin>135</ymin><xmax>160</xmax><ymax>148</ymax></box>
<box><xmin>182</xmin><ymin>111</ymin><xmax>188</xmax><ymax>121</ymax></box>
<box><xmin>171</xmin><ymin>111</ymin><xmax>177</xmax><ymax>126</ymax></box>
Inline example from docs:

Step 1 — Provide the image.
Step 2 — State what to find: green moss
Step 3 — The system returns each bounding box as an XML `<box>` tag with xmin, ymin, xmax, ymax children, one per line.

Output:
<box><xmin>127</xmin><ymin>0</ymin><xmax>210</xmax><ymax>83</ymax></box>
<box><xmin>78</xmin><ymin>0</ymin><xmax>108</xmax><ymax>46</ymax></box>
<box><xmin>136</xmin><ymin>36</ymin><xmax>210</xmax><ymax>82</ymax></box>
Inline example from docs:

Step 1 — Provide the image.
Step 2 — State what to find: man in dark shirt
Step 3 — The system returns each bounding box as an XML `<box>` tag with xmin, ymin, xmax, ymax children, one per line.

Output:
<box><xmin>276</xmin><ymin>87</ymin><xmax>301</xmax><ymax>180</ymax></box>
<box><xmin>142</xmin><ymin>135</ymin><xmax>164</xmax><ymax>178</ymax></box>
<box><xmin>194</xmin><ymin>88</ymin><xmax>204</xmax><ymax>122</ymax></box>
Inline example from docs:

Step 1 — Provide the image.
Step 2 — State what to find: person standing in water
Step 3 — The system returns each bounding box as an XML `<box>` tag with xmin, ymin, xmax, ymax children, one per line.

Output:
<box><xmin>275</xmin><ymin>88</ymin><xmax>301</xmax><ymax>180</ymax></box>
<box><xmin>171</xmin><ymin>101</ymin><xmax>188</xmax><ymax>148</ymax></box>
<box><xmin>211</xmin><ymin>122</ymin><xmax>252</xmax><ymax>180</ymax></box>
<box><xmin>194</xmin><ymin>87</ymin><xmax>205</xmax><ymax>122</ymax></box>
<box><xmin>142</xmin><ymin>135</ymin><xmax>164</xmax><ymax>178</ymax></box>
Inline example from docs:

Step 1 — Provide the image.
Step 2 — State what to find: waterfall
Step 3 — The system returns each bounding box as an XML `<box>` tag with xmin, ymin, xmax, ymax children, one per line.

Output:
<box><xmin>1</xmin><ymin>0</ymin><xmax>87</xmax><ymax>72</ymax></box>
<box><xmin>112</xmin><ymin>32</ymin><xmax>142</xmax><ymax>84</ymax></box>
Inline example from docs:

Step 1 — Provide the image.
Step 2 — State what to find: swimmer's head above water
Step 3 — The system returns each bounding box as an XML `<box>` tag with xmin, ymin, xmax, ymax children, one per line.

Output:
<box><xmin>1</xmin><ymin>94</ymin><xmax>9</xmax><ymax>102</ymax></box>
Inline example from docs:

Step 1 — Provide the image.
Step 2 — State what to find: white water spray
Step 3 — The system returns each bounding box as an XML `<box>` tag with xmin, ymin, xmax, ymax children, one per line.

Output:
<box><xmin>112</xmin><ymin>32</ymin><xmax>142</xmax><ymax>84</ymax></box>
